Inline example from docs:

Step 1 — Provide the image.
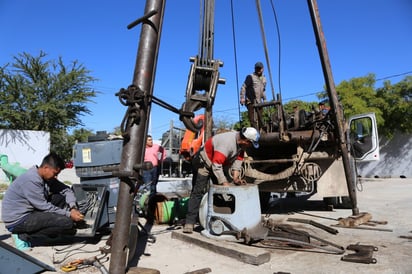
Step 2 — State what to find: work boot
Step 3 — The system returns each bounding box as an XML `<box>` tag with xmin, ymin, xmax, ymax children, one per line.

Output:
<box><xmin>12</xmin><ymin>234</ymin><xmax>31</xmax><ymax>251</ymax></box>
<box><xmin>183</xmin><ymin>223</ymin><xmax>194</xmax><ymax>234</ymax></box>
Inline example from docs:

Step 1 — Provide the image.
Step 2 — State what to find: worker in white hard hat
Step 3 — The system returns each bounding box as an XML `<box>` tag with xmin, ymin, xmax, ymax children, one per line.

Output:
<box><xmin>183</xmin><ymin>127</ymin><xmax>260</xmax><ymax>233</ymax></box>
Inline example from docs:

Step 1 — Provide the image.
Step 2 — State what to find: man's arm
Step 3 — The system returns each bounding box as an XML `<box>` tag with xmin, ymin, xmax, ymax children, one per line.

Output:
<box><xmin>240</xmin><ymin>83</ymin><xmax>246</xmax><ymax>105</ymax></box>
<box><xmin>240</xmin><ymin>75</ymin><xmax>253</xmax><ymax>105</ymax></box>
<box><xmin>49</xmin><ymin>179</ymin><xmax>77</xmax><ymax>209</ymax></box>
<box><xmin>24</xmin><ymin>180</ymin><xmax>71</xmax><ymax>217</ymax></box>
<box><xmin>160</xmin><ymin>145</ymin><xmax>167</xmax><ymax>161</ymax></box>
<box><xmin>50</xmin><ymin>180</ymin><xmax>84</xmax><ymax>221</ymax></box>
<box><xmin>262</xmin><ymin>75</ymin><xmax>267</xmax><ymax>102</ymax></box>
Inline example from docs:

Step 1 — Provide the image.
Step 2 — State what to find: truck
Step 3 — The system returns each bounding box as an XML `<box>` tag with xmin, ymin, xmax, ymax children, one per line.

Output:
<box><xmin>242</xmin><ymin>106</ymin><xmax>379</xmax><ymax>210</ymax></box>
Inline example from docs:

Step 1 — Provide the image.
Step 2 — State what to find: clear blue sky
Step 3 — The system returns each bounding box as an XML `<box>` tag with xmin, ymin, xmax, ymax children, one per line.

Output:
<box><xmin>1</xmin><ymin>0</ymin><xmax>411</xmax><ymax>140</ymax></box>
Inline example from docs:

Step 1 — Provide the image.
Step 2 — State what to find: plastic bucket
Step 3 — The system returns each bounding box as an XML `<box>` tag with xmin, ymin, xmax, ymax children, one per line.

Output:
<box><xmin>152</xmin><ymin>194</ymin><xmax>189</xmax><ymax>224</ymax></box>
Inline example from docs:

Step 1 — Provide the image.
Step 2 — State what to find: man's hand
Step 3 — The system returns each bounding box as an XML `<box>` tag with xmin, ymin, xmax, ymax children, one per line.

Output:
<box><xmin>240</xmin><ymin>98</ymin><xmax>245</xmax><ymax>106</ymax></box>
<box><xmin>70</xmin><ymin>208</ymin><xmax>84</xmax><ymax>222</ymax></box>
<box><xmin>233</xmin><ymin>178</ymin><xmax>247</xmax><ymax>185</ymax></box>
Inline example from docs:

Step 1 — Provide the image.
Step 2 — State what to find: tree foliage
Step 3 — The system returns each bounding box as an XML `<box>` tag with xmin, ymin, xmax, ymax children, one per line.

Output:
<box><xmin>232</xmin><ymin>74</ymin><xmax>412</xmax><ymax>138</ymax></box>
<box><xmin>375</xmin><ymin>76</ymin><xmax>412</xmax><ymax>137</ymax></box>
<box><xmin>0</xmin><ymin>51</ymin><xmax>97</xmax><ymax>159</ymax></box>
<box><xmin>335</xmin><ymin>74</ymin><xmax>384</xmax><ymax>127</ymax></box>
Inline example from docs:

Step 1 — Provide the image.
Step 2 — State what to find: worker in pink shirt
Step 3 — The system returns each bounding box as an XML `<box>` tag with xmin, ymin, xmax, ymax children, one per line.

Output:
<box><xmin>143</xmin><ymin>135</ymin><xmax>166</xmax><ymax>196</ymax></box>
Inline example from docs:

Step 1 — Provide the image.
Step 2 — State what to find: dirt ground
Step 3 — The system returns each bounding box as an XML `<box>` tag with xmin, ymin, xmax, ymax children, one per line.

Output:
<box><xmin>1</xmin><ymin>178</ymin><xmax>412</xmax><ymax>274</ymax></box>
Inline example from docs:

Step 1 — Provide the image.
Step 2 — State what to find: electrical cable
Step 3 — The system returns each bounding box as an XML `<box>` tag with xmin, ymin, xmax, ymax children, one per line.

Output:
<box><xmin>255</xmin><ymin>0</ymin><xmax>276</xmax><ymax>100</ymax></box>
<box><xmin>52</xmin><ymin>243</ymin><xmax>104</xmax><ymax>264</ymax></box>
<box><xmin>230</xmin><ymin>0</ymin><xmax>242</xmax><ymax>126</ymax></box>
<box><xmin>268</xmin><ymin>0</ymin><xmax>282</xmax><ymax>97</ymax></box>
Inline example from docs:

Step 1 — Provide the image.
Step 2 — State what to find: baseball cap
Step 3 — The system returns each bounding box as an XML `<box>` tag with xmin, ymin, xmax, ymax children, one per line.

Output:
<box><xmin>254</xmin><ymin>62</ymin><xmax>264</xmax><ymax>69</ymax></box>
<box><xmin>241</xmin><ymin>127</ymin><xmax>260</xmax><ymax>148</ymax></box>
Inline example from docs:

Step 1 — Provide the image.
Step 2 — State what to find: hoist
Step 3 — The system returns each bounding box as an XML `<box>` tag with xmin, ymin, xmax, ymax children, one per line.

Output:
<box><xmin>180</xmin><ymin>0</ymin><xmax>226</xmax><ymax>140</ymax></box>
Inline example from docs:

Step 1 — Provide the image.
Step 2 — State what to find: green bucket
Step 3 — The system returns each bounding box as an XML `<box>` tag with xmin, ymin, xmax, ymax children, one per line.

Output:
<box><xmin>153</xmin><ymin>195</ymin><xmax>189</xmax><ymax>224</ymax></box>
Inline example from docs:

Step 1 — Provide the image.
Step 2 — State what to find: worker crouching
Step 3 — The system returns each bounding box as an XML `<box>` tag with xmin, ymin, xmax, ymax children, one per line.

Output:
<box><xmin>183</xmin><ymin>127</ymin><xmax>260</xmax><ymax>233</ymax></box>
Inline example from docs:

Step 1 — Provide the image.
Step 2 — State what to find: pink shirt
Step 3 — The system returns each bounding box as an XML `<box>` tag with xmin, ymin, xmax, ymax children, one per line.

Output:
<box><xmin>144</xmin><ymin>144</ymin><xmax>166</xmax><ymax>167</ymax></box>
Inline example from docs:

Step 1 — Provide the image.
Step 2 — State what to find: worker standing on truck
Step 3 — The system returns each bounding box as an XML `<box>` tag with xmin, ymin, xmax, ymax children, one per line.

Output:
<box><xmin>183</xmin><ymin>127</ymin><xmax>260</xmax><ymax>233</ymax></box>
<box><xmin>1</xmin><ymin>152</ymin><xmax>84</xmax><ymax>251</ymax></box>
<box><xmin>143</xmin><ymin>135</ymin><xmax>166</xmax><ymax>196</ymax></box>
<box><xmin>240</xmin><ymin>62</ymin><xmax>267</xmax><ymax>130</ymax></box>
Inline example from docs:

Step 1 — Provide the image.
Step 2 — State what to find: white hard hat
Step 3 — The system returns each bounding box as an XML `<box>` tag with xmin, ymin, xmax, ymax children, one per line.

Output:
<box><xmin>241</xmin><ymin>127</ymin><xmax>260</xmax><ymax>148</ymax></box>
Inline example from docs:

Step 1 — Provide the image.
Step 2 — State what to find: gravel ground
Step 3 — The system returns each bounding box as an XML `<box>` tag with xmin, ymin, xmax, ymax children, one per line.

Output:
<box><xmin>1</xmin><ymin>177</ymin><xmax>412</xmax><ymax>274</ymax></box>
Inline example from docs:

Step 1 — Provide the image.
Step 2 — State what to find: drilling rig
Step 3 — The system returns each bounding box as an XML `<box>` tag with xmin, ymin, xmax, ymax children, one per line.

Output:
<box><xmin>107</xmin><ymin>0</ymin><xmax>379</xmax><ymax>273</ymax></box>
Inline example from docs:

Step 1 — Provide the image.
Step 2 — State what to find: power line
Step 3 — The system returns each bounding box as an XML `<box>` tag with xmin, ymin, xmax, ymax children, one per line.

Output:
<box><xmin>376</xmin><ymin>71</ymin><xmax>412</xmax><ymax>81</ymax></box>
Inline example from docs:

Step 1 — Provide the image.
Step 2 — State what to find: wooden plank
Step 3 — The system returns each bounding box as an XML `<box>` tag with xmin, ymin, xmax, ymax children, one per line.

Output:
<box><xmin>171</xmin><ymin>231</ymin><xmax>270</xmax><ymax>265</ymax></box>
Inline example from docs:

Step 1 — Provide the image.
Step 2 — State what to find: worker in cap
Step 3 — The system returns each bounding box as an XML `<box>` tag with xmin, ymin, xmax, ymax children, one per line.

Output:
<box><xmin>183</xmin><ymin>127</ymin><xmax>260</xmax><ymax>233</ymax></box>
<box><xmin>318</xmin><ymin>101</ymin><xmax>330</xmax><ymax>116</ymax></box>
<box><xmin>240</xmin><ymin>61</ymin><xmax>267</xmax><ymax>130</ymax></box>
<box><xmin>255</xmin><ymin>61</ymin><xmax>264</xmax><ymax>69</ymax></box>
<box><xmin>240</xmin><ymin>127</ymin><xmax>260</xmax><ymax>148</ymax></box>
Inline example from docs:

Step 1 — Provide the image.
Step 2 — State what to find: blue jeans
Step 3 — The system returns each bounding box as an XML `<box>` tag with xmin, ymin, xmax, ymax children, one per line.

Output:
<box><xmin>143</xmin><ymin>166</ymin><xmax>160</xmax><ymax>195</ymax></box>
<box><xmin>185</xmin><ymin>172</ymin><xmax>209</xmax><ymax>225</ymax></box>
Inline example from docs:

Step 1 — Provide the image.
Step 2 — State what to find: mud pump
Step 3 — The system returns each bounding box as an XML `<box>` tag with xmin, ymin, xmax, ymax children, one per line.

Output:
<box><xmin>108</xmin><ymin>0</ymin><xmax>379</xmax><ymax>272</ymax></box>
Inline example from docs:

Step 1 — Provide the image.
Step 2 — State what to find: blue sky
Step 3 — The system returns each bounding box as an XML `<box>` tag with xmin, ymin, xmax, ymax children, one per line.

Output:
<box><xmin>1</xmin><ymin>0</ymin><xmax>411</xmax><ymax>140</ymax></box>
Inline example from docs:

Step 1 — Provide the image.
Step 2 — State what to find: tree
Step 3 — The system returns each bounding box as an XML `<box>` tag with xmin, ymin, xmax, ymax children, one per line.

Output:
<box><xmin>335</xmin><ymin>74</ymin><xmax>383</xmax><ymax>121</ymax></box>
<box><xmin>375</xmin><ymin>76</ymin><xmax>412</xmax><ymax>137</ymax></box>
<box><xmin>230</xmin><ymin>74</ymin><xmax>412</xmax><ymax>138</ymax></box>
<box><xmin>213</xmin><ymin>116</ymin><xmax>235</xmax><ymax>132</ymax></box>
<box><xmin>0</xmin><ymin>51</ymin><xmax>97</xmax><ymax>160</ymax></box>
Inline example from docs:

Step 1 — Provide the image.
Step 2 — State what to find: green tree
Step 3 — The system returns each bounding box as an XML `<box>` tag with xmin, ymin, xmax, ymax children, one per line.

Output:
<box><xmin>283</xmin><ymin>100</ymin><xmax>318</xmax><ymax>114</ymax></box>
<box><xmin>0</xmin><ymin>51</ymin><xmax>97</xmax><ymax>160</ymax></box>
<box><xmin>375</xmin><ymin>76</ymin><xmax>412</xmax><ymax>137</ymax></box>
<box><xmin>335</xmin><ymin>74</ymin><xmax>383</xmax><ymax>121</ymax></box>
<box><xmin>223</xmin><ymin>74</ymin><xmax>412</xmax><ymax>138</ymax></box>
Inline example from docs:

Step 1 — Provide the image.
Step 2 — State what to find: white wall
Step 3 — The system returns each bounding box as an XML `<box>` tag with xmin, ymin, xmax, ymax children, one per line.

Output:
<box><xmin>0</xmin><ymin>129</ymin><xmax>50</xmax><ymax>182</ymax></box>
<box><xmin>358</xmin><ymin>133</ymin><xmax>411</xmax><ymax>178</ymax></box>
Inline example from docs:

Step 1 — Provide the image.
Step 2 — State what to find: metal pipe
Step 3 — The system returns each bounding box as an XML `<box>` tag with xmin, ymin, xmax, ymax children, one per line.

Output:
<box><xmin>306</xmin><ymin>0</ymin><xmax>359</xmax><ymax>215</ymax></box>
<box><xmin>0</xmin><ymin>154</ymin><xmax>27</xmax><ymax>182</ymax></box>
<box><xmin>109</xmin><ymin>0</ymin><xmax>165</xmax><ymax>273</ymax></box>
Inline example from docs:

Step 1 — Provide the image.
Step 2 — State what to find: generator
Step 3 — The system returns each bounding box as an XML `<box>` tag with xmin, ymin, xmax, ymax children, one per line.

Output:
<box><xmin>73</xmin><ymin>133</ymin><xmax>123</xmax><ymax>228</ymax></box>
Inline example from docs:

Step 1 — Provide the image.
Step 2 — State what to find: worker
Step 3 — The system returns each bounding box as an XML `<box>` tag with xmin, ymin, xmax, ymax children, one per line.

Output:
<box><xmin>318</xmin><ymin>102</ymin><xmax>330</xmax><ymax>116</ymax></box>
<box><xmin>240</xmin><ymin>61</ymin><xmax>267</xmax><ymax>130</ymax></box>
<box><xmin>143</xmin><ymin>135</ymin><xmax>166</xmax><ymax>196</ymax></box>
<box><xmin>1</xmin><ymin>152</ymin><xmax>84</xmax><ymax>251</ymax></box>
<box><xmin>183</xmin><ymin>127</ymin><xmax>260</xmax><ymax>234</ymax></box>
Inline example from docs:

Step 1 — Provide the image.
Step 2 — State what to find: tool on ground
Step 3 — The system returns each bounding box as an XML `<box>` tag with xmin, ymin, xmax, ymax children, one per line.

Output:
<box><xmin>184</xmin><ymin>267</ymin><xmax>212</xmax><ymax>274</ymax></box>
<box><xmin>287</xmin><ymin>217</ymin><xmax>339</xmax><ymax>235</ymax></box>
<box><xmin>61</xmin><ymin>256</ymin><xmax>108</xmax><ymax>273</ymax></box>
<box><xmin>331</xmin><ymin>224</ymin><xmax>393</xmax><ymax>232</ymax></box>
<box><xmin>61</xmin><ymin>258</ymin><xmax>88</xmax><ymax>272</ymax></box>
<box><xmin>338</xmin><ymin>212</ymin><xmax>373</xmax><ymax>226</ymax></box>
<box><xmin>341</xmin><ymin>244</ymin><xmax>378</xmax><ymax>264</ymax></box>
<box><xmin>295</xmin><ymin>211</ymin><xmax>389</xmax><ymax>230</ymax></box>
<box><xmin>399</xmin><ymin>235</ymin><xmax>412</xmax><ymax>240</ymax></box>
<box><xmin>93</xmin><ymin>258</ymin><xmax>109</xmax><ymax>274</ymax></box>
<box><xmin>258</xmin><ymin>220</ymin><xmax>345</xmax><ymax>254</ymax></box>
